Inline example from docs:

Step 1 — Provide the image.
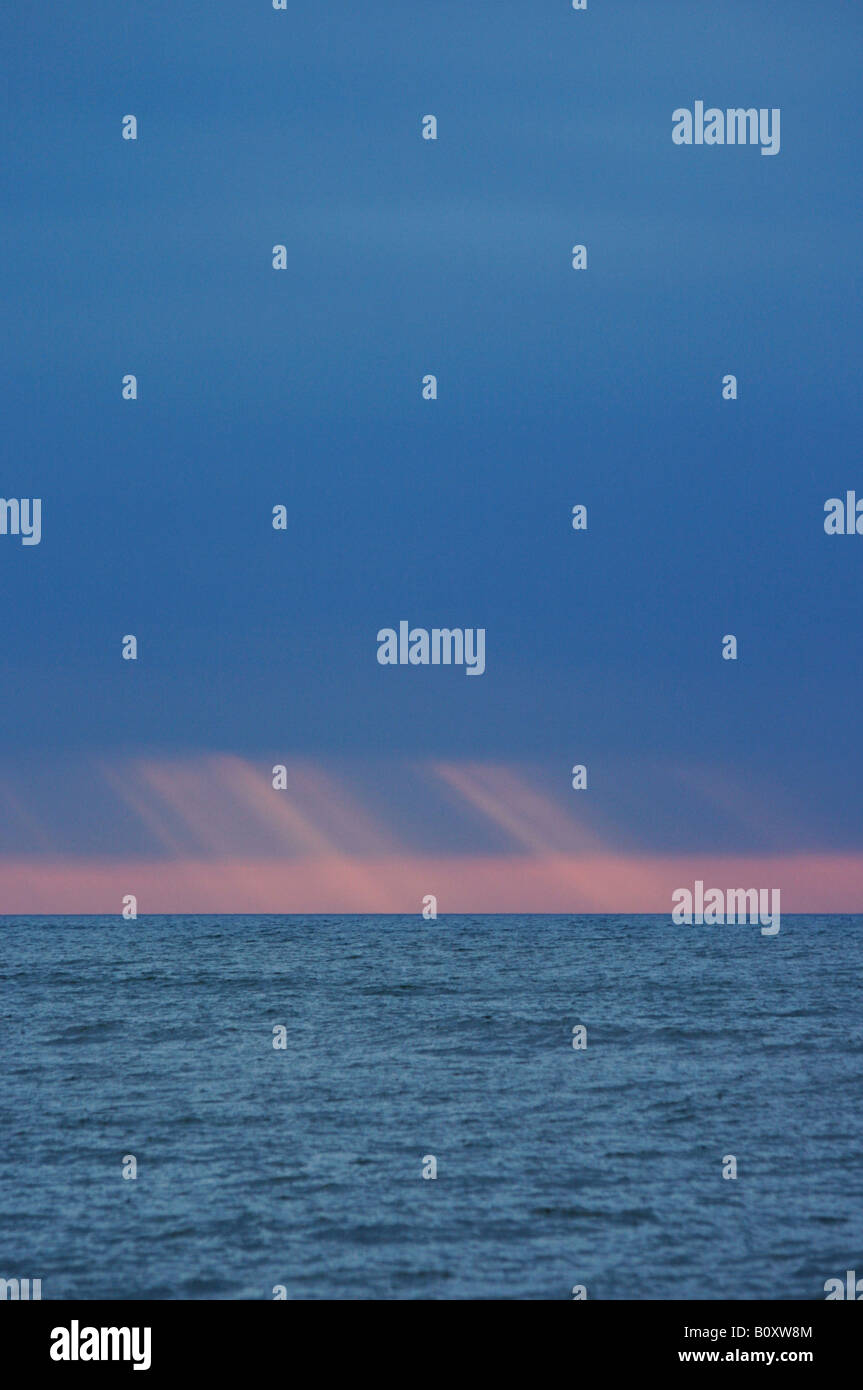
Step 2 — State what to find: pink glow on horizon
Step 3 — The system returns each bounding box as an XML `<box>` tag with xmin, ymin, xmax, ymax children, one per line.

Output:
<box><xmin>1</xmin><ymin>754</ymin><xmax>861</xmax><ymax>912</ymax></box>
<box><xmin>1</xmin><ymin>853</ymin><xmax>861</xmax><ymax>914</ymax></box>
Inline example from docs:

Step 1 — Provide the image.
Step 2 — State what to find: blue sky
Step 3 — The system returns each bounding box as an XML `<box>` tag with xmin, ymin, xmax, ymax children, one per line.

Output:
<box><xmin>1</xmin><ymin>0</ymin><xmax>862</xmax><ymax>877</ymax></box>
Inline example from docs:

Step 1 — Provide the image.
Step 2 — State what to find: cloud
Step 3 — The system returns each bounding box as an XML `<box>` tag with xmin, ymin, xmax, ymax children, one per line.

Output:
<box><xmin>1</xmin><ymin>754</ymin><xmax>862</xmax><ymax>912</ymax></box>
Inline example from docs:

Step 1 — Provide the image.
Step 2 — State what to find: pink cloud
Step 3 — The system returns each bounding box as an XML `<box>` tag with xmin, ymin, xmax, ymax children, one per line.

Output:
<box><xmin>2</xmin><ymin>754</ymin><xmax>861</xmax><ymax>912</ymax></box>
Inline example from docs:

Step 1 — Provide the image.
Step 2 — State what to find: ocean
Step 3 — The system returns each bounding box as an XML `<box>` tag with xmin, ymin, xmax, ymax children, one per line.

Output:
<box><xmin>1</xmin><ymin>914</ymin><xmax>860</xmax><ymax>1300</ymax></box>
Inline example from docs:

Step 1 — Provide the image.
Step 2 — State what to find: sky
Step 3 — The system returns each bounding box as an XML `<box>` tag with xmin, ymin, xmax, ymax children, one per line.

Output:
<box><xmin>1</xmin><ymin>1</ymin><xmax>861</xmax><ymax>911</ymax></box>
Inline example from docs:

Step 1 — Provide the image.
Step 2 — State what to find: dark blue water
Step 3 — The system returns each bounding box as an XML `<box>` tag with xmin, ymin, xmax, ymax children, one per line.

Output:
<box><xmin>1</xmin><ymin>915</ymin><xmax>861</xmax><ymax>1299</ymax></box>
